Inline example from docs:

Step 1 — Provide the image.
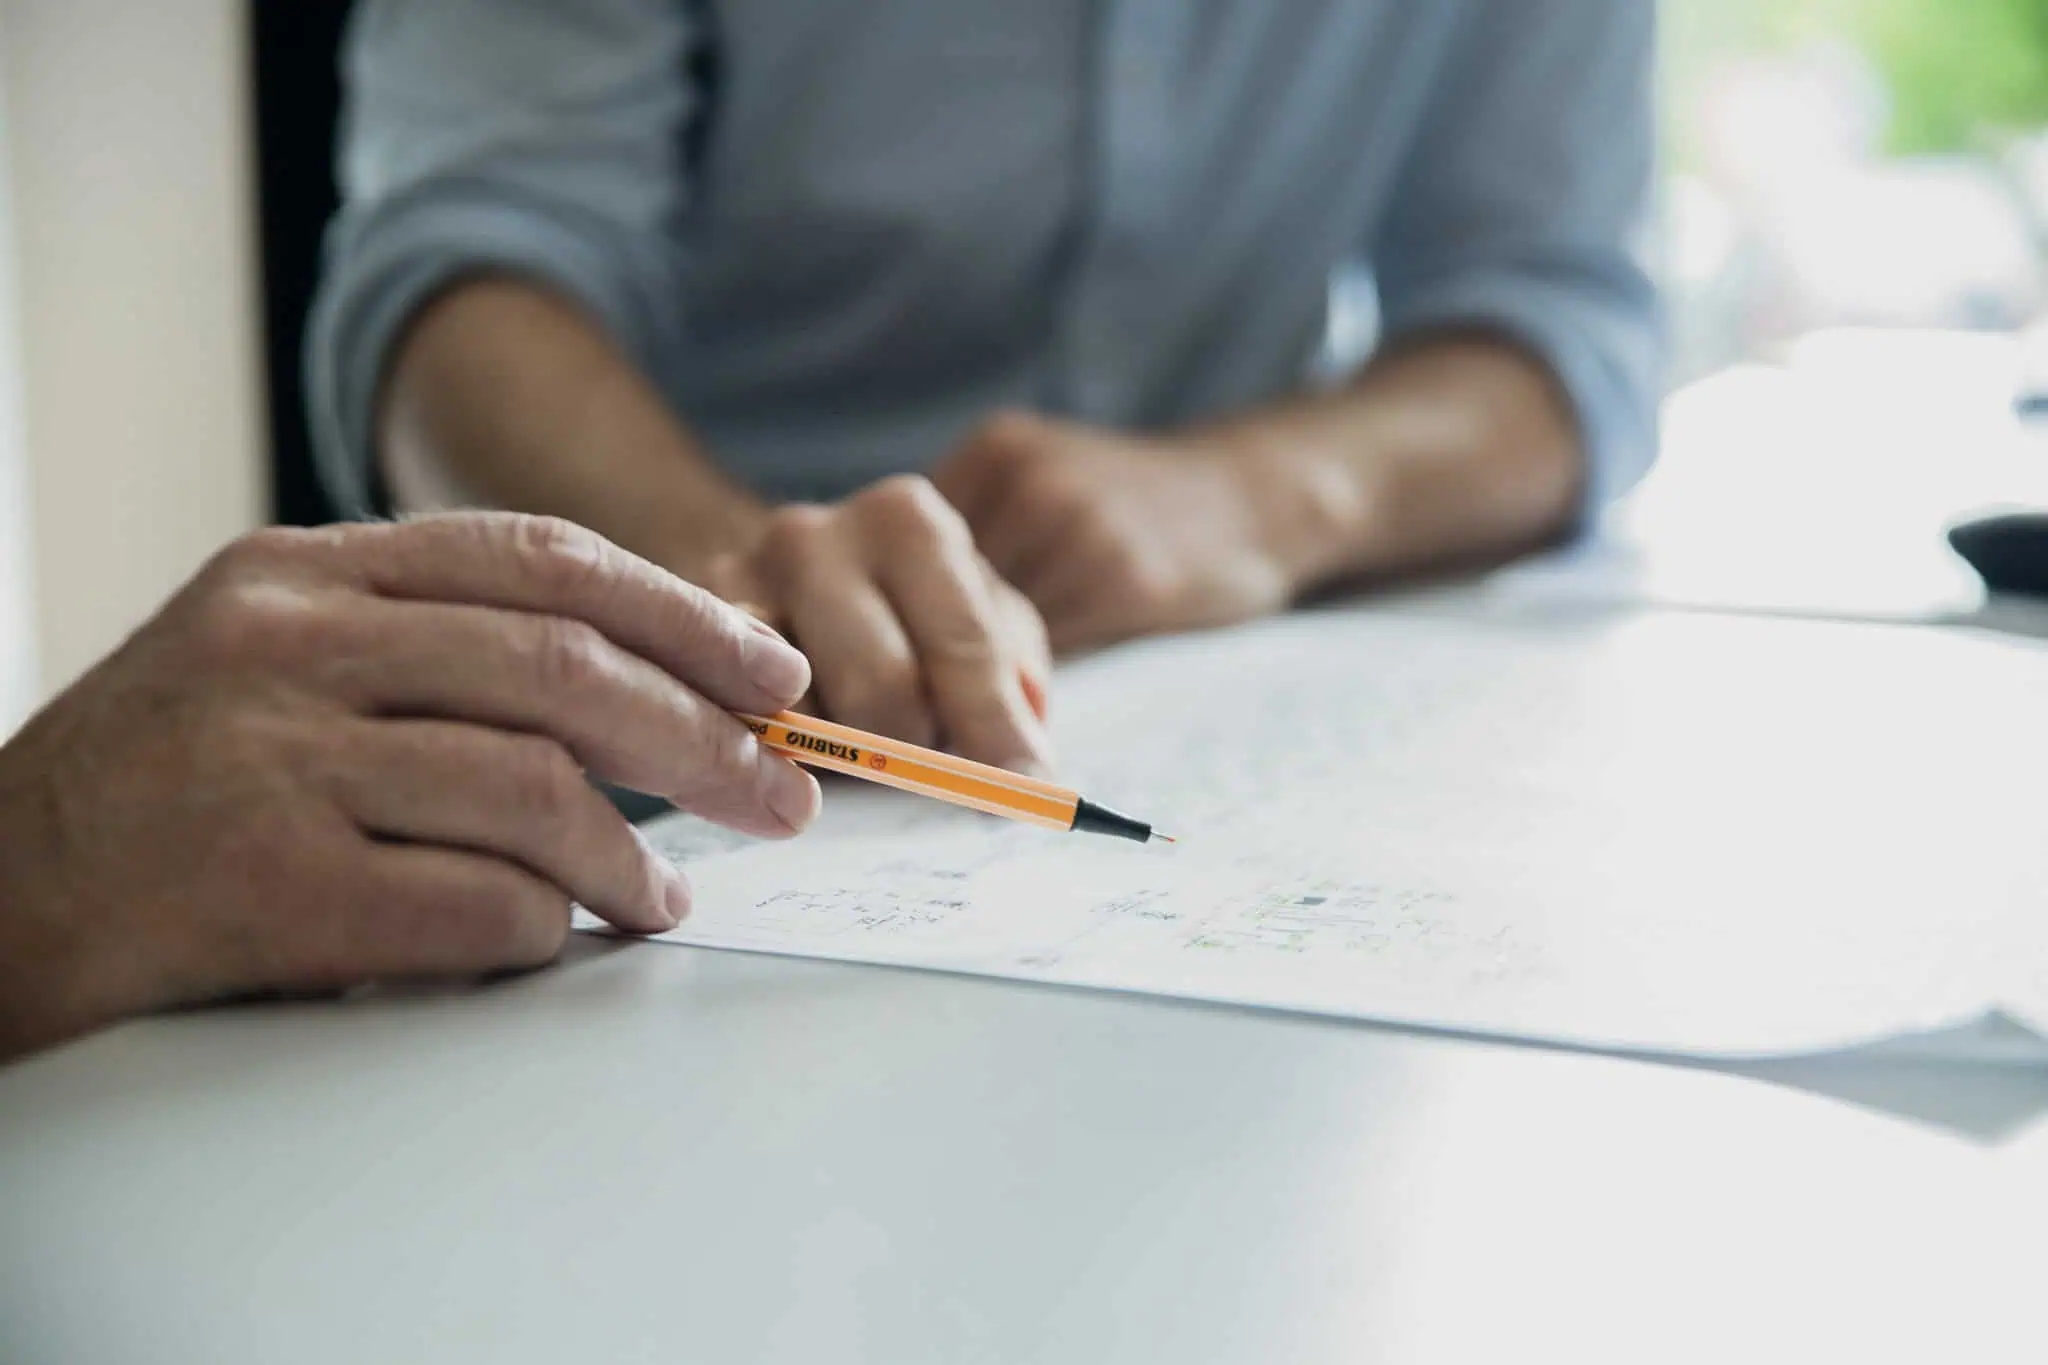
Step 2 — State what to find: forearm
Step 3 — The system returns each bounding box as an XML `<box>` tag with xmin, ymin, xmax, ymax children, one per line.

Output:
<box><xmin>379</xmin><ymin>278</ymin><xmax>766</xmax><ymax>582</ymax></box>
<box><xmin>1199</xmin><ymin>335</ymin><xmax>1585</xmax><ymax>594</ymax></box>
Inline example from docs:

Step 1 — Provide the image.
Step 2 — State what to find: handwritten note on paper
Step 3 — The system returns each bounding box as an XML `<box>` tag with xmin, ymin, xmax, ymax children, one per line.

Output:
<box><xmin>629</xmin><ymin>606</ymin><xmax>2048</xmax><ymax>1062</ymax></box>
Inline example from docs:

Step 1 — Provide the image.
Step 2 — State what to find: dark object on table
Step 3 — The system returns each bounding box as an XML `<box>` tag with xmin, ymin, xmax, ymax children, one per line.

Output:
<box><xmin>599</xmin><ymin>783</ymin><xmax>673</xmax><ymax>825</ymax></box>
<box><xmin>1948</xmin><ymin>512</ymin><xmax>2048</xmax><ymax>600</ymax></box>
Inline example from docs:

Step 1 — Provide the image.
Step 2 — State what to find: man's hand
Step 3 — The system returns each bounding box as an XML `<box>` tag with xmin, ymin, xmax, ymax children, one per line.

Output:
<box><xmin>940</xmin><ymin>340</ymin><xmax>1586</xmax><ymax>655</ymax></box>
<box><xmin>0</xmin><ymin>513</ymin><xmax>820</xmax><ymax>1060</ymax></box>
<box><xmin>382</xmin><ymin>287</ymin><xmax>1049</xmax><ymax>772</ymax></box>
<box><xmin>933</xmin><ymin>413</ymin><xmax>1293</xmax><ymax>655</ymax></box>
<box><xmin>703</xmin><ymin>476</ymin><xmax>1053</xmax><ymax>773</ymax></box>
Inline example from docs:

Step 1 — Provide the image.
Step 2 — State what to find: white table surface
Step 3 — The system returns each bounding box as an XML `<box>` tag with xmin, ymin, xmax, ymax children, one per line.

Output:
<box><xmin>4</xmin><ymin>932</ymin><xmax>2048</xmax><ymax>1365</ymax></box>
<box><xmin>7</xmin><ymin>605</ymin><xmax>2048</xmax><ymax>1365</ymax></box>
<box><xmin>10</xmin><ymin>335</ymin><xmax>2048</xmax><ymax>1362</ymax></box>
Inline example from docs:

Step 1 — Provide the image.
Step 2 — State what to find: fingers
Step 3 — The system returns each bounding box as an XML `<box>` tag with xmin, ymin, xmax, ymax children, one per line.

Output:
<box><xmin>748</xmin><ymin>479</ymin><xmax>1054</xmax><ymax>769</ymax></box>
<box><xmin>332</xmin><ymin>596</ymin><xmax>820</xmax><ymax>838</ymax></box>
<box><xmin>878</xmin><ymin>562</ymin><xmax>1051</xmax><ymax>773</ymax></box>
<box><xmin>760</xmin><ymin>506</ymin><xmax>940</xmax><ymax>747</ymax></box>
<box><xmin>337</xmin><ymin>513</ymin><xmax>813</xmax><ymax>716</ymax></box>
<box><xmin>864</xmin><ymin>493</ymin><xmax>1052</xmax><ymax>771</ymax></box>
<box><xmin>323</xmin><ymin>719</ymin><xmax>690</xmax><ymax>935</ymax></box>
<box><xmin>336</xmin><ymin>843</ymin><xmax>577</xmax><ymax>982</ymax></box>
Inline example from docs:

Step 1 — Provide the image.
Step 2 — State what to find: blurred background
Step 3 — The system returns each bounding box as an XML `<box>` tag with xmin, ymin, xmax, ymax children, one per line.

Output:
<box><xmin>2</xmin><ymin>0</ymin><xmax>2047</xmax><ymax>731</ymax></box>
<box><xmin>1599</xmin><ymin>0</ymin><xmax>2048</xmax><ymax>621</ymax></box>
<box><xmin>1665</xmin><ymin>0</ymin><xmax>2048</xmax><ymax>375</ymax></box>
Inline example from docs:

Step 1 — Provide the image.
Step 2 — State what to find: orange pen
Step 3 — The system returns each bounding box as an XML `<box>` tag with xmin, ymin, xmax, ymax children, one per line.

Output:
<box><xmin>739</xmin><ymin>712</ymin><xmax>1175</xmax><ymax>845</ymax></box>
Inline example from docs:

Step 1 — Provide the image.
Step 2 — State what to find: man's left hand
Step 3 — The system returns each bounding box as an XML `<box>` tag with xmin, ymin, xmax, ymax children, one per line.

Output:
<box><xmin>932</xmin><ymin>412</ymin><xmax>1293</xmax><ymax>654</ymax></box>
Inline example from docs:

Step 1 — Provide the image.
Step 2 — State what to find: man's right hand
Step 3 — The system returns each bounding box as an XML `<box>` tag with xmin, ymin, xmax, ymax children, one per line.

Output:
<box><xmin>380</xmin><ymin>286</ymin><xmax>1052</xmax><ymax>777</ymax></box>
<box><xmin>704</xmin><ymin>476</ymin><xmax>1054</xmax><ymax>774</ymax></box>
<box><xmin>0</xmin><ymin>513</ymin><xmax>820</xmax><ymax>1060</ymax></box>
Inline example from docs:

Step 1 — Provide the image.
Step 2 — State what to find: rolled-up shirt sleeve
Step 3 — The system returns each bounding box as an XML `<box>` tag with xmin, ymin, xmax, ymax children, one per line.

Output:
<box><xmin>305</xmin><ymin>0</ymin><xmax>698</xmax><ymax>517</ymax></box>
<box><xmin>1369</xmin><ymin>0</ymin><xmax>1665</xmax><ymax>519</ymax></box>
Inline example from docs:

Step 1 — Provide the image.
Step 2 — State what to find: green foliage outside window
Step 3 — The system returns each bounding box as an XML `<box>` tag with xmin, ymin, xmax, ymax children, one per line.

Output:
<box><xmin>1668</xmin><ymin>0</ymin><xmax>2048</xmax><ymax>155</ymax></box>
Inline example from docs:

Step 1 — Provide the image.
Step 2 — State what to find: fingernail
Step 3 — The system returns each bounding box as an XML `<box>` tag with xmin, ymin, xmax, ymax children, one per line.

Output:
<box><xmin>661</xmin><ymin>864</ymin><xmax>692</xmax><ymax>928</ymax></box>
<box><xmin>1020</xmin><ymin>672</ymin><xmax>1050</xmax><ymax>723</ymax></box>
<box><xmin>741</xmin><ymin>628</ymin><xmax>812</xmax><ymax>703</ymax></box>
<box><xmin>761</xmin><ymin>755</ymin><xmax>822</xmax><ymax>833</ymax></box>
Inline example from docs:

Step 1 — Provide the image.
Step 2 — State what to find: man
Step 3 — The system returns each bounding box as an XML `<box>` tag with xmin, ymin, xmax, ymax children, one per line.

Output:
<box><xmin>0</xmin><ymin>513</ymin><xmax>819</xmax><ymax>1060</ymax></box>
<box><xmin>311</xmin><ymin>0</ymin><xmax>1662</xmax><ymax>773</ymax></box>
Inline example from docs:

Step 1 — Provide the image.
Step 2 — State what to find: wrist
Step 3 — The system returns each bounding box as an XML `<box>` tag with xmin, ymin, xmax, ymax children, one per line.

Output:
<box><xmin>1190</xmin><ymin>420</ymin><xmax>1385</xmax><ymax>598</ymax></box>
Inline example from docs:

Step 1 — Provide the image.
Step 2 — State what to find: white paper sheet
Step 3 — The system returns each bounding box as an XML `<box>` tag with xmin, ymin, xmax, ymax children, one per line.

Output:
<box><xmin>612</xmin><ymin>605</ymin><xmax>2048</xmax><ymax>1063</ymax></box>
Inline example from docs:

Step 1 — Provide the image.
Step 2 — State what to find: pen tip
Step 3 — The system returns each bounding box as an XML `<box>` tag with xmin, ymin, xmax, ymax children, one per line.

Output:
<box><xmin>1151</xmin><ymin>832</ymin><xmax>1178</xmax><ymax>845</ymax></box>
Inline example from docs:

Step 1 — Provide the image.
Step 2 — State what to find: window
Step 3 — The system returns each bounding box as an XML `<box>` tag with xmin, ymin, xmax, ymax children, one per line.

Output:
<box><xmin>1665</xmin><ymin>0</ymin><xmax>2048</xmax><ymax>380</ymax></box>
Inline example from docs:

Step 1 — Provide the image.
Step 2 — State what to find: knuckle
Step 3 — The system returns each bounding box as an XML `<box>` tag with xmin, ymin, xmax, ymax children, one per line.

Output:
<box><xmin>761</xmin><ymin>504</ymin><xmax>834</xmax><ymax>559</ymax></box>
<box><xmin>203</xmin><ymin>526</ymin><xmax>310</xmax><ymax>582</ymax></box>
<box><xmin>714</xmin><ymin>712</ymin><xmax>762</xmax><ymax>774</ymax></box>
<box><xmin>861</xmin><ymin>475</ymin><xmax>965</xmax><ymax>550</ymax></box>
<box><xmin>669</xmin><ymin>575</ymin><xmax>747</xmax><ymax>643</ymax></box>
<box><xmin>977</xmin><ymin>409</ymin><xmax>1044</xmax><ymax>455</ymax></box>
<box><xmin>510</xmin><ymin>514</ymin><xmax>616</xmax><ymax>597</ymax></box>
<box><xmin>182</xmin><ymin>586</ymin><xmax>264</xmax><ymax>662</ymax></box>
<box><xmin>501</xmin><ymin>736</ymin><xmax>589</xmax><ymax>823</ymax></box>
<box><xmin>679</xmin><ymin>715</ymin><xmax>760</xmax><ymax>793</ymax></box>
<box><xmin>181</xmin><ymin>580</ymin><xmax>325</xmax><ymax>668</ymax></box>
<box><xmin>864</xmin><ymin>474</ymin><xmax>944</xmax><ymax>518</ymax></box>
<box><xmin>664</xmin><ymin>724</ymin><xmax>762</xmax><ymax>814</ymax></box>
<box><xmin>527</xmin><ymin>616</ymin><xmax>614</xmax><ymax>696</ymax></box>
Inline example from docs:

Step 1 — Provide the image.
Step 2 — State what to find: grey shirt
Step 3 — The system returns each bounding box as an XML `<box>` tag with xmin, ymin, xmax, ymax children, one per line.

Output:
<box><xmin>309</xmin><ymin>0</ymin><xmax>1663</xmax><ymax>517</ymax></box>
